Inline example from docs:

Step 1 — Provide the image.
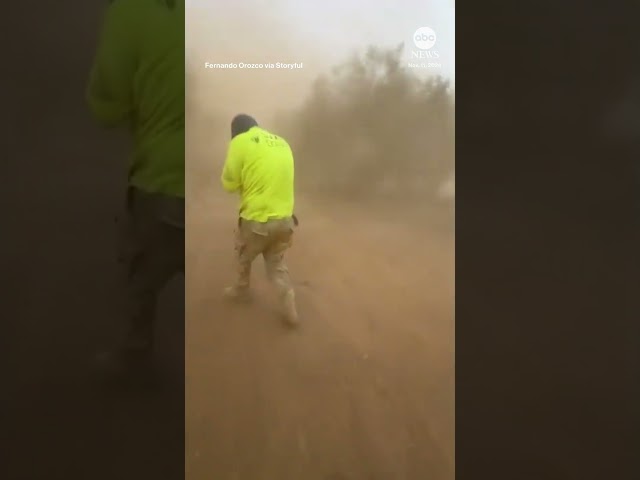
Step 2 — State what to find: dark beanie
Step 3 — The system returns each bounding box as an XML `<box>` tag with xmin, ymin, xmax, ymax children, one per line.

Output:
<box><xmin>231</xmin><ymin>114</ymin><xmax>258</xmax><ymax>139</ymax></box>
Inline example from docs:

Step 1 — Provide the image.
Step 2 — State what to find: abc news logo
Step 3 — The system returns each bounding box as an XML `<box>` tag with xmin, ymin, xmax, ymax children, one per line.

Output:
<box><xmin>411</xmin><ymin>27</ymin><xmax>440</xmax><ymax>59</ymax></box>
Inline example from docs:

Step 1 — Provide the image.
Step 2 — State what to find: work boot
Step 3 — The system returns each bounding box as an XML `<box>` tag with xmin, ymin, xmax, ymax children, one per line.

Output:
<box><xmin>222</xmin><ymin>285</ymin><xmax>252</xmax><ymax>303</ymax></box>
<box><xmin>281</xmin><ymin>289</ymin><xmax>299</xmax><ymax>328</ymax></box>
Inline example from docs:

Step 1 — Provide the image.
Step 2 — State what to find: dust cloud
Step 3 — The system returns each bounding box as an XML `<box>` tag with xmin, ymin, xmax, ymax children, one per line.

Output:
<box><xmin>185</xmin><ymin>6</ymin><xmax>455</xmax><ymax>478</ymax></box>
<box><xmin>185</xmin><ymin>2</ymin><xmax>455</xmax><ymax>223</ymax></box>
<box><xmin>185</xmin><ymin>1</ymin><xmax>325</xmax><ymax>196</ymax></box>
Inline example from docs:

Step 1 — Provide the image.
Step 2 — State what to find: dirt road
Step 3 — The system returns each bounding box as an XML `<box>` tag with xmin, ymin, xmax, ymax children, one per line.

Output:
<box><xmin>186</xmin><ymin>192</ymin><xmax>455</xmax><ymax>480</ymax></box>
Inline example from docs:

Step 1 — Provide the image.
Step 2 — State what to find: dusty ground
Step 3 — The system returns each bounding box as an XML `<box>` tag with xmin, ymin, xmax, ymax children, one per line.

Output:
<box><xmin>185</xmin><ymin>192</ymin><xmax>454</xmax><ymax>480</ymax></box>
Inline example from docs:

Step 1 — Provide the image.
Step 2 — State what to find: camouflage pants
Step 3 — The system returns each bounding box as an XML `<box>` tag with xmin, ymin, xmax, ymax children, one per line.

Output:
<box><xmin>233</xmin><ymin>217</ymin><xmax>294</xmax><ymax>295</ymax></box>
<box><xmin>118</xmin><ymin>187</ymin><xmax>184</xmax><ymax>348</ymax></box>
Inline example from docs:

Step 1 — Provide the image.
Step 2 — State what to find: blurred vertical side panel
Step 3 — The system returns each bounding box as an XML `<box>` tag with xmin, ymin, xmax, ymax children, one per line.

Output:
<box><xmin>456</xmin><ymin>0</ymin><xmax>640</xmax><ymax>479</ymax></box>
<box><xmin>1</xmin><ymin>1</ymin><xmax>185</xmax><ymax>479</ymax></box>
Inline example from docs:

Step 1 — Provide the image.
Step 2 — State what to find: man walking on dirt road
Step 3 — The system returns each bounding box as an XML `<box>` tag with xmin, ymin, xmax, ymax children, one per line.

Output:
<box><xmin>221</xmin><ymin>114</ymin><xmax>299</xmax><ymax>327</ymax></box>
<box><xmin>87</xmin><ymin>0</ymin><xmax>185</xmax><ymax>375</ymax></box>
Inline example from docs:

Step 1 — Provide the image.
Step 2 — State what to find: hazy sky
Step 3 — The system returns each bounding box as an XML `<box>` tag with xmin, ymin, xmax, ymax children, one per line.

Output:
<box><xmin>186</xmin><ymin>1</ymin><xmax>454</xmax><ymax>120</ymax></box>
<box><xmin>282</xmin><ymin>0</ymin><xmax>455</xmax><ymax>79</ymax></box>
<box><xmin>187</xmin><ymin>0</ymin><xmax>454</xmax><ymax>79</ymax></box>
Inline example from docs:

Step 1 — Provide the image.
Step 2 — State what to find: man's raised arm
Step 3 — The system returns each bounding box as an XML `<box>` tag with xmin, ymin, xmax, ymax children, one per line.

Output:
<box><xmin>221</xmin><ymin>138</ymin><xmax>244</xmax><ymax>193</ymax></box>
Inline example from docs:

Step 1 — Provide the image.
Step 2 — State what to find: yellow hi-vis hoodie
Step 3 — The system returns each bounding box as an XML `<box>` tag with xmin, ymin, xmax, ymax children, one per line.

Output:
<box><xmin>221</xmin><ymin>126</ymin><xmax>295</xmax><ymax>222</ymax></box>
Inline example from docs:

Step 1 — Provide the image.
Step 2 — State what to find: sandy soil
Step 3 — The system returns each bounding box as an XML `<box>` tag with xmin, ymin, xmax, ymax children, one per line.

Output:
<box><xmin>185</xmin><ymin>192</ymin><xmax>454</xmax><ymax>480</ymax></box>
